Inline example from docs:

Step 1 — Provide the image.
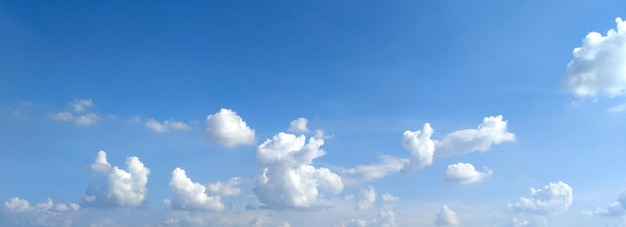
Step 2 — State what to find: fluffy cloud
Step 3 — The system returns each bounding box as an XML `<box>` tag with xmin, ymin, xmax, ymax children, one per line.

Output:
<box><xmin>356</xmin><ymin>186</ymin><xmax>376</xmax><ymax>210</ymax></box>
<box><xmin>336</xmin><ymin>207</ymin><xmax>397</xmax><ymax>227</ymax></box>
<box><xmin>205</xmin><ymin>108</ymin><xmax>256</xmax><ymax>147</ymax></box>
<box><xmin>401</xmin><ymin>123</ymin><xmax>435</xmax><ymax>172</ymax></box>
<box><xmin>562</xmin><ymin>17</ymin><xmax>626</xmax><ymax>97</ymax></box>
<box><xmin>207</xmin><ymin>177</ymin><xmax>241</xmax><ymax>197</ymax></box>
<box><xmin>145</xmin><ymin>119</ymin><xmax>190</xmax><ymax>133</ymax></box>
<box><xmin>507</xmin><ymin>181</ymin><xmax>573</xmax><ymax>215</ymax></box>
<box><xmin>167</xmin><ymin>167</ymin><xmax>224</xmax><ymax>211</ymax></box>
<box><xmin>2</xmin><ymin>197</ymin><xmax>80</xmax><ymax>227</ymax></box>
<box><xmin>340</xmin><ymin>156</ymin><xmax>409</xmax><ymax>184</ymax></box>
<box><xmin>583</xmin><ymin>202</ymin><xmax>625</xmax><ymax>217</ymax></box>
<box><xmin>381</xmin><ymin>193</ymin><xmax>399</xmax><ymax>203</ymax></box>
<box><xmin>435</xmin><ymin>115</ymin><xmax>515</xmax><ymax>157</ymax></box>
<box><xmin>254</xmin><ymin>132</ymin><xmax>343</xmax><ymax>209</ymax></box>
<box><xmin>83</xmin><ymin>151</ymin><xmax>151</xmax><ymax>207</ymax></box>
<box><xmin>49</xmin><ymin>98</ymin><xmax>101</xmax><ymax>126</ymax></box>
<box><xmin>289</xmin><ymin>117</ymin><xmax>310</xmax><ymax>133</ymax></box>
<box><xmin>435</xmin><ymin>205</ymin><xmax>459</xmax><ymax>226</ymax></box>
<box><xmin>445</xmin><ymin>163</ymin><xmax>492</xmax><ymax>184</ymax></box>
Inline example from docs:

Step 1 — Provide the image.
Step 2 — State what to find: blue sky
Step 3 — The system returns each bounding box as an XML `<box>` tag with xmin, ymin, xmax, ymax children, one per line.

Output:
<box><xmin>1</xmin><ymin>1</ymin><xmax>626</xmax><ymax>226</ymax></box>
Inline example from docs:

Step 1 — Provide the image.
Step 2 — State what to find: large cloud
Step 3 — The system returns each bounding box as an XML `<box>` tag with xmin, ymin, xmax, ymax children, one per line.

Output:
<box><xmin>83</xmin><ymin>151</ymin><xmax>151</xmax><ymax>207</ymax></box>
<box><xmin>562</xmin><ymin>17</ymin><xmax>626</xmax><ymax>97</ymax></box>
<box><xmin>254</xmin><ymin>132</ymin><xmax>343</xmax><ymax>209</ymax></box>
<box><xmin>401</xmin><ymin>123</ymin><xmax>435</xmax><ymax>172</ymax></box>
<box><xmin>205</xmin><ymin>108</ymin><xmax>256</xmax><ymax>147</ymax></box>
<box><xmin>166</xmin><ymin>167</ymin><xmax>224</xmax><ymax>212</ymax></box>
<box><xmin>340</xmin><ymin>156</ymin><xmax>409</xmax><ymax>184</ymax></box>
<box><xmin>2</xmin><ymin>197</ymin><xmax>80</xmax><ymax>227</ymax></box>
<box><xmin>507</xmin><ymin>181</ymin><xmax>573</xmax><ymax>215</ymax></box>
<box><xmin>445</xmin><ymin>162</ymin><xmax>492</xmax><ymax>184</ymax></box>
<box><xmin>435</xmin><ymin>205</ymin><xmax>459</xmax><ymax>226</ymax></box>
<box><xmin>435</xmin><ymin>115</ymin><xmax>515</xmax><ymax>157</ymax></box>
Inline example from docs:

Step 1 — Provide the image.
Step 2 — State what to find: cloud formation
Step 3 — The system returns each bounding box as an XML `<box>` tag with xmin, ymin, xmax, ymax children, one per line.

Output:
<box><xmin>205</xmin><ymin>108</ymin><xmax>256</xmax><ymax>147</ymax></box>
<box><xmin>562</xmin><ymin>17</ymin><xmax>626</xmax><ymax>97</ymax></box>
<box><xmin>401</xmin><ymin>123</ymin><xmax>435</xmax><ymax>172</ymax></box>
<box><xmin>145</xmin><ymin>119</ymin><xmax>190</xmax><ymax>133</ymax></box>
<box><xmin>583</xmin><ymin>202</ymin><xmax>624</xmax><ymax>217</ymax></box>
<box><xmin>356</xmin><ymin>186</ymin><xmax>376</xmax><ymax>210</ymax></box>
<box><xmin>288</xmin><ymin>117</ymin><xmax>310</xmax><ymax>133</ymax></box>
<box><xmin>507</xmin><ymin>181</ymin><xmax>573</xmax><ymax>215</ymax></box>
<box><xmin>2</xmin><ymin>197</ymin><xmax>80</xmax><ymax>227</ymax></box>
<box><xmin>207</xmin><ymin>177</ymin><xmax>241</xmax><ymax>197</ymax></box>
<box><xmin>381</xmin><ymin>193</ymin><xmax>399</xmax><ymax>203</ymax></box>
<box><xmin>167</xmin><ymin>167</ymin><xmax>224</xmax><ymax>212</ymax></box>
<box><xmin>254</xmin><ymin>132</ymin><xmax>343</xmax><ymax>209</ymax></box>
<box><xmin>435</xmin><ymin>115</ymin><xmax>515</xmax><ymax>157</ymax></box>
<box><xmin>49</xmin><ymin>98</ymin><xmax>100</xmax><ymax>126</ymax></box>
<box><xmin>340</xmin><ymin>155</ymin><xmax>409</xmax><ymax>184</ymax></box>
<box><xmin>83</xmin><ymin>151</ymin><xmax>151</xmax><ymax>207</ymax></box>
<box><xmin>435</xmin><ymin>205</ymin><xmax>459</xmax><ymax>226</ymax></box>
<box><xmin>445</xmin><ymin>162</ymin><xmax>492</xmax><ymax>184</ymax></box>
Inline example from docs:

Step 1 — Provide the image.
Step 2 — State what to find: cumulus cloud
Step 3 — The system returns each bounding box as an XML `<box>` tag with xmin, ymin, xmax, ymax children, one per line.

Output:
<box><xmin>288</xmin><ymin>117</ymin><xmax>310</xmax><ymax>133</ymax></box>
<box><xmin>356</xmin><ymin>186</ymin><xmax>376</xmax><ymax>210</ymax></box>
<box><xmin>48</xmin><ymin>99</ymin><xmax>100</xmax><ymax>126</ymax></box>
<box><xmin>167</xmin><ymin>167</ymin><xmax>224</xmax><ymax>211</ymax></box>
<box><xmin>83</xmin><ymin>151</ymin><xmax>150</xmax><ymax>207</ymax></box>
<box><xmin>381</xmin><ymin>193</ymin><xmax>399</xmax><ymax>203</ymax></box>
<box><xmin>2</xmin><ymin>197</ymin><xmax>80</xmax><ymax>227</ymax></box>
<box><xmin>254</xmin><ymin>132</ymin><xmax>343</xmax><ymax>209</ymax></box>
<box><xmin>435</xmin><ymin>115</ymin><xmax>515</xmax><ymax>157</ymax></box>
<box><xmin>336</xmin><ymin>207</ymin><xmax>397</xmax><ymax>227</ymax></box>
<box><xmin>207</xmin><ymin>177</ymin><xmax>241</xmax><ymax>197</ymax></box>
<box><xmin>401</xmin><ymin>123</ymin><xmax>435</xmax><ymax>172</ymax></box>
<box><xmin>562</xmin><ymin>17</ymin><xmax>626</xmax><ymax>97</ymax></box>
<box><xmin>445</xmin><ymin>162</ymin><xmax>492</xmax><ymax>184</ymax></box>
<box><xmin>507</xmin><ymin>181</ymin><xmax>573</xmax><ymax>215</ymax></box>
<box><xmin>583</xmin><ymin>202</ymin><xmax>625</xmax><ymax>217</ymax></box>
<box><xmin>145</xmin><ymin>119</ymin><xmax>190</xmax><ymax>133</ymax></box>
<box><xmin>205</xmin><ymin>108</ymin><xmax>256</xmax><ymax>147</ymax></box>
<box><xmin>435</xmin><ymin>205</ymin><xmax>459</xmax><ymax>226</ymax></box>
<box><xmin>340</xmin><ymin>155</ymin><xmax>409</xmax><ymax>184</ymax></box>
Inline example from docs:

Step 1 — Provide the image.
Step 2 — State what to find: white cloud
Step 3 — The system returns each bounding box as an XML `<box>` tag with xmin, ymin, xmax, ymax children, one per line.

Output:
<box><xmin>507</xmin><ymin>181</ymin><xmax>573</xmax><ymax>215</ymax></box>
<box><xmin>336</xmin><ymin>207</ymin><xmax>397</xmax><ymax>227</ymax></box>
<box><xmin>435</xmin><ymin>205</ymin><xmax>459</xmax><ymax>226</ymax></box>
<box><xmin>207</xmin><ymin>177</ymin><xmax>241</xmax><ymax>197</ymax></box>
<box><xmin>583</xmin><ymin>202</ymin><xmax>625</xmax><ymax>217</ymax></box>
<box><xmin>340</xmin><ymin>155</ymin><xmax>409</xmax><ymax>184</ymax></box>
<box><xmin>69</xmin><ymin>98</ymin><xmax>93</xmax><ymax>112</ymax></box>
<box><xmin>356</xmin><ymin>186</ymin><xmax>376</xmax><ymax>210</ymax></box>
<box><xmin>445</xmin><ymin>162</ymin><xmax>492</xmax><ymax>184</ymax></box>
<box><xmin>145</xmin><ymin>119</ymin><xmax>190</xmax><ymax>133</ymax></box>
<box><xmin>205</xmin><ymin>108</ymin><xmax>256</xmax><ymax>147</ymax></box>
<box><xmin>608</xmin><ymin>103</ymin><xmax>626</xmax><ymax>113</ymax></box>
<box><xmin>2</xmin><ymin>197</ymin><xmax>80</xmax><ymax>227</ymax></box>
<box><xmin>336</xmin><ymin>218</ymin><xmax>368</xmax><ymax>227</ymax></box>
<box><xmin>83</xmin><ymin>151</ymin><xmax>151</xmax><ymax>207</ymax></box>
<box><xmin>436</xmin><ymin>115</ymin><xmax>515</xmax><ymax>157</ymax></box>
<box><xmin>49</xmin><ymin>99</ymin><xmax>101</xmax><ymax>126</ymax></box>
<box><xmin>562</xmin><ymin>17</ymin><xmax>626</xmax><ymax>97</ymax></box>
<box><xmin>401</xmin><ymin>123</ymin><xmax>435</xmax><ymax>172</ymax></box>
<box><xmin>381</xmin><ymin>193</ymin><xmax>399</xmax><ymax>203</ymax></box>
<box><xmin>167</xmin><ymin>167</ymin><xmax>224</xmax><ymax>211</ymax></box>
<box><xmin>289</xmin><ymin>117</ymin><xmax>310</xmax><ymax>133</ymax></box>
<box><xmin>254</xmin><ymin>132</ymin><xmax>343</xmax><ymax>209</ymax></box>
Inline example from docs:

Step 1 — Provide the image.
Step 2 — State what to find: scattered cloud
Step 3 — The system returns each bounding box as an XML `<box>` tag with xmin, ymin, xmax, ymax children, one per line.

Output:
<box><xmin>356</xmin><ymin>186</ymin><xmax>376</xmax><ymax>210</ymax></box>
<box><xmin>336</xmin><ymin>207</ymin><xmax>397</xmax><ymax>227</ymax></box>
<box><xmin>83</xmin><ymin>151</ymin><xmax>151</xmax><ymax>207</ymax></box>
<box><xmin>340</xmin><ymin>155</ymin><xmax>409</xmax><ymax>184</ymax></box>
<box><xmin>288</xmin><ymin>117</ymin><xmax>310</xmax><ymax>133</ymax></box>
<box><xmin>254</xmin><ymin>132</ymin><xmax>343</xmax><ymax>209</ymax></box>
<box><xmin>445</xmin><ymin>162</ymin><xmax>492</xmax><ymax>184</ymax></box>
<box><xmin>435</xmin><ymin>115</ymin><xmax>515</xmax><ymax>157</ymax></box>
<box><xmin>145</xmin><ymin>119</ymin><xmax>190</xmax><ymax>133</ymax></box>
<box><xmin>507</xmin><ymin>181</ymin><xmax>573</xmax><ymax>215</ymax></box>
<box><xmin>381</xmin><ymin>193</ymin><xmax>399</xmax><ymax>203</ymax></box>
<box><xmin>401</xmin><ymin>123</ymin><xmax>435</xmax><ymax>172</ymax></box>
<box><xmin>207</xmin><ymin>177</ymin><xmax>241</xmax><ymax>197</ymax></box>
<box><xmin>435</xmin><ymin>205</ymin><xmax>459</xmax><ymax>226</ymax></box>
<box><xmin>49</xmin><ymin>99</ymin><xmax>100</xmax><ymax>126</ymax></box>
<box><xmin>69</xmin><ymin>98</ymin><xmax>93</xmax><ymax>112</ymax></box>
<box><xmin>583</xmin><ymin>202</ymin><xmax>625</xmax><ymax>217</ymax></box>
<box><xmin>562</xmin><ymin>17</ymin><xmax>626</xmax><ymax>98</ymax></box>
<box><xmin>167</xmin><ymin>167</ymin><xmax>224</xmax><ymax>212</ymax></box>
<box><xmin>2</xmin><ymin>197</ymin><xmax>80</xmax><ymax>227</ymax></box>
<box><xmin>205</xmin><ymin>108</ymin><xmax>256</xmax><ymax>147</ymax></box>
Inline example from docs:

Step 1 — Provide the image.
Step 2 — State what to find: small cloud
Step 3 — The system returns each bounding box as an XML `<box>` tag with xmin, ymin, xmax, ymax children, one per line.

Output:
<box><xmin>381</xmin><ymin>193</ymin><xmax>399</xmax><ymax>203</ymax></box>
<box><xmin>48</xmin><ymin>99</ymin><xmax>100</xmax><ymax>126</ymax></box>
<box><xmin>145</xmin><ymin>119</ymin><xmax>190</xmax><ymax>133</ymax></box>
<box><xmin>168</xmin><ymin>167</ymin><xmax>224</xmax><ymax>211</ymax></box>
<box><xmin>207</xmin><ymin>177</ymin><xmax>241</xmax><ymax>197</ymax></box>
<box><xmin>436</xmin><ymin>115</ymin><xmax>515</xmax><ymax>157</ymax></box>
<box><xmin>340</xmin><ymin>156</ymin><xmax>409</xmax><ymax>184</ymax></box>
<box><xmin>69</xmin><ymin>98</ymin><xmax>93</xmax><ymax>112</ymax></box>
<box><xmin>435</xmin><ymin>205</ymin><xmax>459</xmax><ymax>226</ymax></box>
<box><xmin>445</xmin><ymin>162</ymin><xmax>492</xmax><ymax>184</ymax></box>
<box><xmin>288</xmin><ymin>117</ymin><xmax>310</xmax><ymax>133</ymax></box>
<box><xmin>205</xmin><ymin>108</ymin><xmax>256</xmax><ymax>147</ymax></box>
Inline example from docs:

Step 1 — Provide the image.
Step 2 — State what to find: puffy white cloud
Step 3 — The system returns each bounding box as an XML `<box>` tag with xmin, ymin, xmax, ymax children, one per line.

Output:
<box><xmin>401</xmin><ymin>123</ymin><xmax>435</xmax><ymax>172</ymax></box>
<box><xmin>207</xmin><ymin>177</ymin><xmax>241</xmax><ymax>197</ymax></box>
<box><xmin>583</xmin><ymin>202</ymin><xmax>625</xmax><ymax>217</ymax></box>
<box><xmin>2</xmin><ymin>197</ymin><xmax>80</xmax><ymax>227</ymax></box>
<box><xmin>381</xmin><ymin>193</ymin><xmax>399</xmax><ymax>203</ymax></box>
<box><xmin>562</xmin><ymin>17</ymin><xmax>626</xmax><ymax>97</ymax></box>
<box><xmin>145</xmin><ymin>119</ymin><xmax>190</xmax><ymax>133</ymax></box>
<box><xmin>507</xmin><ymin>181</ymin><xmax>573</xmax><ymax>215</ymax></box>
<box><xmin>289</xmin><ymin>117</ymin><xmax>310</xmax><ymax>133</ymax></box>
<box><xmin>254</xmin><ymin>132</ymin><xmax>343</xmax><ymax>209</ymax></box>
<box><xmin>436</xmin><ymin>115</ymin><xmax>515</xmax><ymax>157</ymax></box>
<box><xmin>167</xmin><ymin>167</ymin><xmax>224</xmax><ymax>211</ymax></box>
<box><xmin>69</xmin><ymin>98</ymin><xmax>93</xmax><ymax>112</ymax></box>
<box><xmin>83</xmin><ymin>151</ymin><xmax>151</xmax><ymax>207</ymax></box>
<box><xmin>435</xmin><ymin>205</ymin><xmax>459</xmax><ymax>226</ymax></box>
<box><xmin>205</xmin><ymin>108</ymin><xmax>256</xmax><ymax>147</ymax></box>
<box><xmin>445</xmin><ymin>163</ymin><xmax>492</xmax><ymax>184</ymax></box>
<box><xmin>340</xmin><ymin>156</ymin><xmax>409</xmax><ymax>184</ymax></box>
<box><xmin>356</xmin><ymin>186</ymin><xmax>376</xmax><ymax>210</ymax></box>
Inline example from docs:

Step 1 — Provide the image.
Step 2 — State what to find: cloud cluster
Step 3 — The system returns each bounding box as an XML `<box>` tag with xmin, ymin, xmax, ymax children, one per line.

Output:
<box><xmin>562</xmin><ymin>17</ymin><xmax>626</xmax><ymax>97</ymax></box>
<box><xmin>205</xmin><ymin>108</ymin><xmax>256</xmax><ymax>147</ymax></box>
<box><xmin>507</xmin><ymin>181</ymin><xmax>573</xmax><ymax>215</ymax></box>
<box><xmin>145</xmin><ymin>119</ymin><xmax>189</xmax><ymax>133</ymax></box>
<box><xmin>83</xmin><ymin>151</ymin><xmax>151</xmax><ymax>207</ymax></box>
<box><xmin>445</xmin><ymin>163</ymin><xmax>492</xmax><ymax>184</ymax></box>
<box><xmin>254</xmin><ymin>132</ymin><xmax>343</xmax><ymax>209</ymax></box>
<box><xmin>2</xmin><ymin>197</ymin><xmax>80</xmax><ymax>227</ymax></box>
<box><xmin>49</xmin><ymin>98</ymin><xmax>100</xmax><ymax>126</ymax></box>
<box><xmin>434</xmin><ymin>205</ymin><xmax>459</xmax><ymax>226</ymax></box>
<box><xmin>402</xmin><ymin>123</ymin><xmax>436</xmax><ymax>171</ymax></box>
<box><xmin>288</xmin><ymin>117</ymin><xmax>310</xmax><ymax>133</ymax></box>
<box><xmin>166</xmin><ymin>167</ymin><xmax>224</xmax><ymax>212</ymax></box>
